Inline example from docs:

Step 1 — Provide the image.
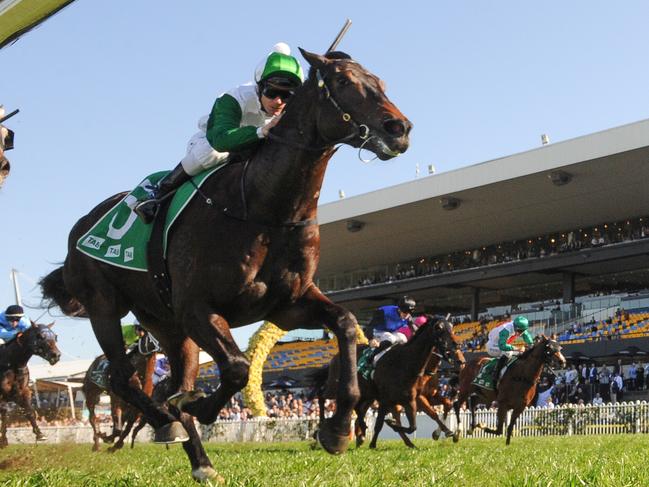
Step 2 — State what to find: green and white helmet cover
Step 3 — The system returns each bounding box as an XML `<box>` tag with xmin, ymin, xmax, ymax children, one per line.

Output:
<box><xmin>254</xmin><ymin>42</ymin><xmax>304</xmax><ymax>87</ymax></box>
<box><xmin>513</xmin><ymin>316</ymin><xmax>529</xmax><ymax>331</ymax></box>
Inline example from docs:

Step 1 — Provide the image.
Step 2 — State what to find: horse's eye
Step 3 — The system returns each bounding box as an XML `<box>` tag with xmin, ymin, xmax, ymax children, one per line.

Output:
<box><xmin>336</xmin><ymin>75</ymin><xmax>350</xmax><ymax>87</ymax></box>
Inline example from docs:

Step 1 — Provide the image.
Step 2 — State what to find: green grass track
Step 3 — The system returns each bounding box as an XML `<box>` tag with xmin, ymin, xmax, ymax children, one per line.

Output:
<box><xmin>1</xmin><ymin>435</ymin><xmax>648</xmax><ymax>486</ymax></box>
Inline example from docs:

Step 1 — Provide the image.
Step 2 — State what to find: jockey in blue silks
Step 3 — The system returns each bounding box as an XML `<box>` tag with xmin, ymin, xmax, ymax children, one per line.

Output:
<box><xmin>0</xmin><ymin>305</ymin><xmax>31</xmax><ymax>343</ymax></box>
<box><xmin>370</xmin><ymin>296</ymin><xmax>416</xmax><ymax>356</ymax></box>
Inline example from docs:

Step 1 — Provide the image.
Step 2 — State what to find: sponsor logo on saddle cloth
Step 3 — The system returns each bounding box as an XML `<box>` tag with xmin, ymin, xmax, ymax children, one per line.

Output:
<box><xmin>76</xmin><ymin>166</ymin><xmax>223</xmax><ymax>271</ymax></box>
<box><xmin>472</xmin><ymin>356</ymin><xmax>519</xmax><ymax>390</ymax></box>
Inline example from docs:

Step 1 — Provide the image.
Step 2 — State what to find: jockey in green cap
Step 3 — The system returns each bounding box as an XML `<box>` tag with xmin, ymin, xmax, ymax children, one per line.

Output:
<box><xmin>134</xmin><ymin>42</ymin><xmax>304</xmax><ymax>223</ymax></box>
<box><xmin>486</xmin><ymin>316</ymin><xmax>534</xmax><ymax>389</ymax></box>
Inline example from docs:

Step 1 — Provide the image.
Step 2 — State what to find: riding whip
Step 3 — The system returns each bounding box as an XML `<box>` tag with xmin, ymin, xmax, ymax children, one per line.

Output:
<box><xmin>326</xmin><ymin>19</ymin><xmax>352</xmax><ymax>53</ymax></box>
<box><xmin>0</xmin><ymin>108</ymin><xmax>19</xmax><ymax>125</ymax></box>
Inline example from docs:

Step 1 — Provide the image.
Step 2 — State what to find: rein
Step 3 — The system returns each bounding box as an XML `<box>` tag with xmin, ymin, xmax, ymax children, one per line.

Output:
<box><xmin>190</xmin><ymin>175</ymin><xmax>318</xmax><ymax>229</ymax></box>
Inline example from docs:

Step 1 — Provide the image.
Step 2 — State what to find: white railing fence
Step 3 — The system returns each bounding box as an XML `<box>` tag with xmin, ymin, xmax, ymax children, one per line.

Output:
<box><xmin>368</xmin><ymin>401</ymin><xmax>649</xmax><ymax>441</ymax></box>
<box><xmin>7</xmin><ymin>402</ymin><xmax>649</xmax><ymax>445</ymax></box>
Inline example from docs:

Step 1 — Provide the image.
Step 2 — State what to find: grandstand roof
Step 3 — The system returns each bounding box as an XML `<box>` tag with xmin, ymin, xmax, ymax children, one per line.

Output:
<box><xmin>317</xmin><ymin>118</ymin><xmax>649</xmax><ymax>313</ymax></box>
<box><xmin>318</xmin><ymin>118</ymin><xmax>649</xmax><ymax>276</ymax></box>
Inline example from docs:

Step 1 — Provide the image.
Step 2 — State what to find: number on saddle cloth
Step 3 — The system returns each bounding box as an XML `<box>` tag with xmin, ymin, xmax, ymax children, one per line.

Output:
<box><xmin>90</xmin><ymin>358</ymin><xmax>110</xmax><ymax>389</ymax></box>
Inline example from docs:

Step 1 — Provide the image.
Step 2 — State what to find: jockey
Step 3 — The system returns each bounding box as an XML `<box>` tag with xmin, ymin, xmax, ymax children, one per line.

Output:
<box><xmin>370</xmin><ymin>296</ymin><xmax>417</xmax><ymax>356</ymax></box>
<box><xmin>134</xmin><ymin>42</ymin><xmax>304</xmax><ymax>223</ymax></box>
<box><xmin>122</xmin><ymin>323</ymin><xmax>146</xmax><ymax>348</ymax></box>
<box><xmin>0</xmin><ymin>305</ymin><xmax>31</xmax><ymax>343</ymax></box>
<box><xmin>487</xmin><ymin>316</ymin><xmax>534</xmax><ymax>386</ymax></box>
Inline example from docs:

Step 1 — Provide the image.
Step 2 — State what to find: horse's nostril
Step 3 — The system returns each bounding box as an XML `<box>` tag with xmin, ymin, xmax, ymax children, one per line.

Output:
<box><xmin>383</xmin><ymin>119</ymin><xmax>406</xmax><ymax>137</ymax></box>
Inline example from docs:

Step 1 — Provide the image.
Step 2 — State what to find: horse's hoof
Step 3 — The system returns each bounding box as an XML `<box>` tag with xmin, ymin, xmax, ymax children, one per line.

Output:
<box><xmin>453</xmin><ymin>431</ymin><xmax>461</xmax><ymax>443</ymax></box>
<box><xmin>432</xmin><ymin>430</ymin><xmax>441</xmax><ymax>441</ymax></box>
<box><xmin>167</xmin><ymin>390</ymin><xmax>207</xmax><ymax>413</ymax></box>
<box><xmin>35</xmin><ymin>433</ymin><xmax>47</xmax><ymax>442</ymax></box>
<box><xmin>355</xmin><ymin>435</ymin><xmax>365</xmax><ymax>448</ymax></box>
<box><xmin>153</xmin><ymin>421</ymin><xmax>189</xmax><ymax>444</ymax></box>
<box><xmin>478</xmin><ymin>422</ymin><xmax>487</xmax><ymax>429</ymax></box>
<box><xmin>385</xmin><ymin>418</ymin><xmax>397</xmax><ymax>428</ymax></box>
<box><xmin>467</xmin><ymin>428</ymin><xmax>474</xmax><ymax>436</ymax></box>
<box><xmin>192</xmin><ymin>466</ymin><xmax>224</xmax><ymax>484</ymax></box>
<box><xmin>316</xmin><ymin>420</ymin><xmax>350</xmax><ymax>455</ymax></box>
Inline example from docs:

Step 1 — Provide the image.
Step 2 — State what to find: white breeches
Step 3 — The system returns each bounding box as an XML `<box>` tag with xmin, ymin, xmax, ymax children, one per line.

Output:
<box><xmin>180</xmin><ymin>132</ymin><xmax>230</xmax><ymax>176</ymax></box>
<box><xmin>487</xmin><ymin>346</ymin><xmax>516</xmax><ymax>359</ymax></box>
<box><xmin>373</xmin><ymin>330</ymin><xmax>408</xmax><ymax>345</ymax></box>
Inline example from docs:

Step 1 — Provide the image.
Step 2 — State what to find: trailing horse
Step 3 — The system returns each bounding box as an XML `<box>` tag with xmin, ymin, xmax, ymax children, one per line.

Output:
<box><xmin>82</xmin><ymin>342</ymin><xmax>156</xmax><ymax>452</ymax></box>
<box><xmin>453</xmin><ymin>336</ymin><xmax>566</xmax><ymax>445</ymax></box>
<box><xmin>40</xmin><ymin>49</ymin><xmax>410</xmax><ymax>481</ymax></box>
<box><xmin>0</xmin><ymin>322</ymin><xmax>61</xmax><ymax>448</ymax></box>
<box><xmin>389</xmin><ymin>345</ymin><xmax>465</xmax><ymax>444</ymax></box>
<box><xmin>313</xmin><ymin>315</ymin><xmax>461</xmax><ymax>449</ymax></box>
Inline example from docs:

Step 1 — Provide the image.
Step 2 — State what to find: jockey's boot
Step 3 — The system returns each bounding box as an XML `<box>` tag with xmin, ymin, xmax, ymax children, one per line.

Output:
<box><xmin>371</xmin><ymin>340</ymin><xmax>392</xmax><ymax>361</ymax></box>
<box><xmin>134</xmin><ymin>163</ymin><xmax>191</xmax><ymax>224</ymax></box>
<box><xmin>492</xmin><ymin>355</ymin><xmax>508</xmax><ymax>390</ymax></box>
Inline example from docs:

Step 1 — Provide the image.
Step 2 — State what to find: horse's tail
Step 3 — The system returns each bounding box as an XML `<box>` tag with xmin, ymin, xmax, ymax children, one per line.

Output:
<box><xmin>307</xmin><ymin>365</ymin><xmax>330</xmax><ymax>401</ymax></box>
<box><xmin>39</xmin><ymin>266</ymin><xmax>88</xmax><ymax>318</ymax></box>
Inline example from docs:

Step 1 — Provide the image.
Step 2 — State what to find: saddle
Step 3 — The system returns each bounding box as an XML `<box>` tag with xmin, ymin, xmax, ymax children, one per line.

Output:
<box><xmin>472</xmin><ymin>356</ymin><xmax>518</xmax><ymax>391</ymax></box>
<box><xmin>357</xmin><ymin>344</ymin><xmax>396</xmax><ymax>381</ymax></box>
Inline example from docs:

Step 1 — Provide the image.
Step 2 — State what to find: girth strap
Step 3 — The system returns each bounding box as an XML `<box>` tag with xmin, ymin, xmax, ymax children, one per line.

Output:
<box><xmin>147</xmin><ymin>198</ymin><xmax>173</xmax><ymax>310</ymax></box>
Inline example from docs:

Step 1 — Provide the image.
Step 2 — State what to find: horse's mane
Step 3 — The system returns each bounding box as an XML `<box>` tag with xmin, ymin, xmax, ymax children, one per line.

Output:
<box><xmin>403</xmin><ymin>314</ymin><xmax>442</xmax><ymax>346</ymax></box>
<box><xmin>518</xmin><ymin>336</ymin><xmax>547</xmax><ymax>361</ymax></box>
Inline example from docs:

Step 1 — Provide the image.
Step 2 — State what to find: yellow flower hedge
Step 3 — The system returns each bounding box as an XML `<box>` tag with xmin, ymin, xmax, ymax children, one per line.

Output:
<box><xmin>242</xmin><ymin>321</ymin><xmax>368</xmax><ymax>417</ymax></box>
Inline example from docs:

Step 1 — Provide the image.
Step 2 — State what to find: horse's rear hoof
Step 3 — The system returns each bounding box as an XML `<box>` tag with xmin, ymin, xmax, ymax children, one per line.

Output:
<box><xmin>35</xmin><ymin>433</ymin><xmax>47</xmax><ymax>442</ymax></box>
<box><xmin>317</xmin><ymin>420</ymin><xmax>350</xmax><ymax>455</ymax></box>
<box><xmin>153</xmin><ymin>421</ymin><xmax>189</xmax><ymax>444</ymax></box>
<box><xmin>432</xmin><ymin>429</ymin><xmax>441</xmax><ymax>441</ymax></box>
<box><xmin>453</xmin><ymin>431</ymin><xmax>461</xmax><ymax>443</ymax></box>
<box><xmin>192</xmin><ymin>466</ymin><xmax>224</xmax><ymax>484</ymax></box>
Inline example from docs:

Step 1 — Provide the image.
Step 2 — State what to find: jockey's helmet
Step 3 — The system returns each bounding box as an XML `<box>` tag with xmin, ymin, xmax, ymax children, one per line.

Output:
<box><xmin>4</xmin><ymin>304</ymin><xmax>24</xmax><ymax>318</ymax></box>
<box><xmin>398</xmin><ymin>296</ymin><xmax>416</xmax><ymax>314</ymax></box>
<box><xmin>255</xmin><ymin>42</ymin><xmax>304</xmax><ymax>90</ymax></box>
<box><xmin>513</xmin><ymin>316</ymin><xmax>529</xmax><ymax>332</ymax></box>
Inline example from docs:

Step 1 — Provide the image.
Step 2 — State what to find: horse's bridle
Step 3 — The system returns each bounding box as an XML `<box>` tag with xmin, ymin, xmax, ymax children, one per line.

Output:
<box><xmin>267</xmin><ymin>66</ymin><xmax>397</xmax><ymax>163</ymax></box>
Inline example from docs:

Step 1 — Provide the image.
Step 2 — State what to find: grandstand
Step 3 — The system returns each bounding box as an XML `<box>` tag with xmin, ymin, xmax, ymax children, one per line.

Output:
<box><xmin>317</xmin><ymin>118</ymin><xmax>649</xmax><ymax>319</ymax></box>
<box><xmin>217</xmin><ymin>118</ymin><xmax>649</xmax><ymax>388</ymax></box>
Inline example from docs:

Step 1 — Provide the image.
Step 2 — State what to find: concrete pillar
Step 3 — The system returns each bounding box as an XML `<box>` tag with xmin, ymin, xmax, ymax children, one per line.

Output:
<box><xmin>563</xmin><ymin>272</ymin><xmax>575</xmax><ymax>304</ymax></box>
<box><xmin>471</xmin><ymin>288</ymin><xmax>480</xmax><ymax>321</ymax></box>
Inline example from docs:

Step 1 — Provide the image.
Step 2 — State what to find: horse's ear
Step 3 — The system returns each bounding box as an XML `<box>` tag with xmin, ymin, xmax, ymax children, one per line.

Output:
<box><xmin>299</xmin><ymin>48</ymin><xmax>327</xmax><ymax>69</ymax></box>
<box><xmin>47</xmin><ymin>322</ymin><xmax>55</xmax><ymax>329</ymax></box>
<box><xmin>30</xmin><ymin>319</ymin><xmax>36</xmax><ymax>326</ymax></box>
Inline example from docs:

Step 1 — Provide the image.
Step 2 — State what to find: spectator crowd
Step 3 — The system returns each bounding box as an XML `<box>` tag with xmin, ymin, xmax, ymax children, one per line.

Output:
<box><xmin>319</xmin><ymin>216</ymin><xmax>649</xmax><ymax>293</ymax></box>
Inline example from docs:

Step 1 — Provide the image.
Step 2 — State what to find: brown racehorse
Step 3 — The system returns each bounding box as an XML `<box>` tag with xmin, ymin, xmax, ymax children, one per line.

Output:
<box><xmin>82</xmin><ymin>343</ymin><xmax>156</xmax><ymax>452</ymax></box>
<box><xmin>390</xmin><ymin>348</ymin><xmax>465</xmax><ymax>444</ymax></box>
<box><xmin>40</xmin><ymin>49</ymin><xmax>411</xmax><ymax>481</ymax></box>
<box><xmin>0</xmin><ymin>323</ymin><xmax>61</xmax><ymax>448</ymax></box>
<box><xmin>453</xmin><ymin>336</ymin><xmax>566</xmax><ymax>445</ymax></box>
<box><xmin>313</xmin><ymin>315</ymin><xmax>461</xmax><ymax>449</ymax></box>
